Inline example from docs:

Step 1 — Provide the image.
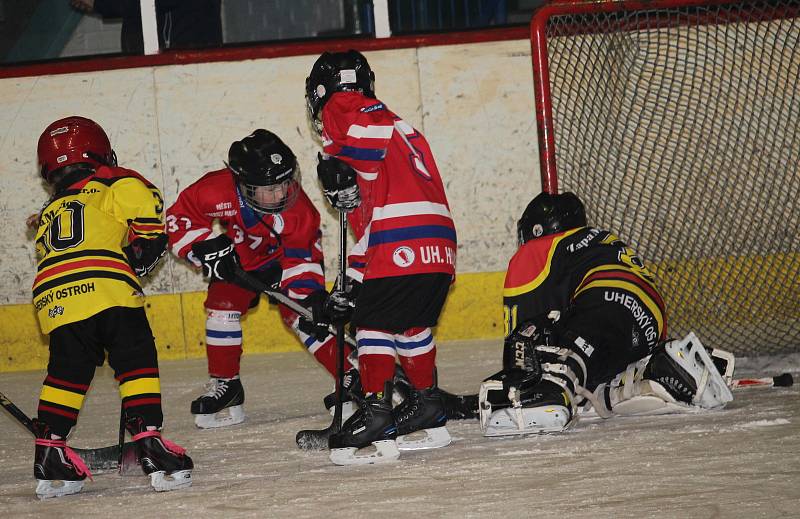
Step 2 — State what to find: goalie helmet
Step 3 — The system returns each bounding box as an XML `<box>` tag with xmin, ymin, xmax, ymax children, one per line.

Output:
<box><xmin>227</xmin><ymin>129</ymin><xmax>298</xmax><ymax>214</ymax></box>
<box><xmin>37</xmin><ymin>116</ymin><xmax>116</xmax><ymax>183</ymax></box>
<box><xmin>517</xmin><ymin>191</ymin><xmax>587</xmax><ymax>245</ymax></box>
<box><xmin>305</xmin><ymin>50</ymin><xmax>376</xmax><ymax>134</ymax></box>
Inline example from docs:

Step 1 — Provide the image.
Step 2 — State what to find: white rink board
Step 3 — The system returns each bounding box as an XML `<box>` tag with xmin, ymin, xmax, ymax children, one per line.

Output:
<box><xmin>0</xmin><ymin>40</ymin><xmax>539</xmax><ymax>305</ymax></box>
<box><xmin>1</xmin><ymin>339</ymin><xmax>798</xmax><ymax>518</ymax></box>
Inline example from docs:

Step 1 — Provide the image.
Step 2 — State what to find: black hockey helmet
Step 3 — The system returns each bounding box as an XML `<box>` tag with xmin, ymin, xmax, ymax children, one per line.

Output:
<box><xmin>227</xmin><ymin>129</ymin><xmax>298</xmax><ymax>214</ymax></box>
<box><xmin>517</xmin><ymin>192</ymin><xmax>587</xmax><ymax>245</ymax></box>
<box><xmin>305</xmin><ymin>50</ymin><xmax>376</xmax><ymax>134</ymax></box>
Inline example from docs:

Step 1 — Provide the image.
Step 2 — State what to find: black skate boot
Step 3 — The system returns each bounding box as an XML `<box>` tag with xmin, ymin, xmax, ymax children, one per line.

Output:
<box><xmin>296</xmin><ymin>369</ymin><xmax>363</xmax><ymax>451</ymax></box>
<box><xmin>127</xmin><ymin>416</ymin><xmax>193</xmax><ymax>492</ymax></box>
<box><xmin>393</xmin><ymin>386</ymin><xmax>451</xmax><ymax>451</ymax></box>
<box><xmin>328</xmin><ymin>381</ymin><xmax>400</xmax><ymax>465</ymax></box>
<box><xmin>33</xmin><ymin>420</ymin><xmax>92</xmax><ymax>499</ymax></box>
<box><xmin>190</xmin><ymin>375</ymin><xmax>245</xmax><ymax>429</ymax></box>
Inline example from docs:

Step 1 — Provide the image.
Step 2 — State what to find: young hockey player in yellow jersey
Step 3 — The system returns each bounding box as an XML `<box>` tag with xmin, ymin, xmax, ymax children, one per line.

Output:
<box><xmin>30</xmin><ymin>116</ymin><xmax>192</xmax><ymax>498</ymax></box>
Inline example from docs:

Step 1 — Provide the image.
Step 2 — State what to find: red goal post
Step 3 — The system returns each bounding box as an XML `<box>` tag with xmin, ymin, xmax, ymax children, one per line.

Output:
<box><xmin>529</xmin><ymin>0</ymin><xmax>800</xmax><ymax>357</ymax></box>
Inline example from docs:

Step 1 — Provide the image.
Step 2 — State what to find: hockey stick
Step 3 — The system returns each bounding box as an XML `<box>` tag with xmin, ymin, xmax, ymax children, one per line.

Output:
<box><xmin>731</xmin><ymin>373</ymin><xmax>794</xmax><ymax>390</ymax></box>
<box><xmin>231</xmin><ymin>267</ymin><xmax>358</xmax><ymax>348</ymax></box>
<box><xmin>332</xmin><ymin>212</ymin><xmax>349</xmax><ymax>433</ymax></box>
<box><xmin>295</xmin><ymin>212</ymin><xmax>349</xmax><ymax>450</ymax></box>
<box><xmin>0</xmin><ymin>390</ymin><xmax>136</xmax><ymax>473</ymax></box>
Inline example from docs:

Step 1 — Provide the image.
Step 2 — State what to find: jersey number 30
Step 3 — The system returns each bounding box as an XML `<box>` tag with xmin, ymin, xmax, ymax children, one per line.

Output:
<box><xmin>47</xmin><ymin>201</ymin><xmax>86</xmax><ymax>252</ymax></box>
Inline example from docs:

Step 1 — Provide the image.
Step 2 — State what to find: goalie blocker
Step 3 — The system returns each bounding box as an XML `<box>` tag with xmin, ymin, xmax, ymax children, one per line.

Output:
<box><xmin>479</xmin><ymin>320</ymin><xmax>734</xmax><ymax>437</ymax></box>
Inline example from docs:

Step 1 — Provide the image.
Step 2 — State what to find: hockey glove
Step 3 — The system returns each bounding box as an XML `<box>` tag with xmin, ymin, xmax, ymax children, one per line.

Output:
<box><xmin>491</xmin><ymin>319</ymin><xmax>553</xmax><ymax>396</ymax></box>
<box><xmin>191</xmin><ymin>235</ymin><xmax>240</xmax><ymax>283</ymax></box>
<box><xmin>123</xmin><ymin>234</ymin><xmax>168</xmax><ymax>277</ymax></box>
<box><xmin>316</xmin><ymin>153</ymin><xmax>360</xmax><ymax>212</ymax></box>
<box><xmin>325</xmin><ymin>278</ymin><xmax>361</xmax><ymax>324</ymax></box>
<box><xmin>297</xmin><ymin>290</ymin><xmax>331</xmax><ymax>342</ymax></box>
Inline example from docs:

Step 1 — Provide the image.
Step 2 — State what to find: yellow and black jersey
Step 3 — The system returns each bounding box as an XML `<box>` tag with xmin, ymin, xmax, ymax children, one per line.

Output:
<box><xmin>32</xmin><ymin>166</ymin><xmax>165</xmax><ymax>334</ymax></box>
<box><xmin>503</xmin><ymin>227</ymin><xmax>667</xmax><ymax>344</ymax></box>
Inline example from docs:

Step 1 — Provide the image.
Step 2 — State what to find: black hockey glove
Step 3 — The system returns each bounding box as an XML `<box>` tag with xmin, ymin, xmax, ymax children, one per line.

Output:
<box><xmin>297</xmin><ymin>290</ymin><xmax>331</xmax><ymax>342</ymax></box>
<box><xmin>489</xmin><ymin>318</ymin><xmax>556</xmax><ymax>396</ymax></box>
<box><xmin>191</xmin><ymin>235</ymin><xmax>240</xmax><ymax>283</ymax></box>
<box><xmin>325</xmin><ymin>278</ymin><xmax>361</xmax><ymax>324</ymax></box>
<box><xmin>123</xmin><ymin>234</ymin><xmax>168</xmax><ymax>277</ymax></box>
<box><xmin>316</xmin><ymin>153</ymin><xmax>360</xmax><ymax>212</ymax></box>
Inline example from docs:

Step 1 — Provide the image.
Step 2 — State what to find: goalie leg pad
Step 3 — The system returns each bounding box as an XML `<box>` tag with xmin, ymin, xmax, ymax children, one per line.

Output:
<box><xmin>479</xmin><ymin>347</ymin><xmax>586</xmax><ymax>436</ymax></box>
<box><xmin>480</xmin><ymin>379</ymin><xmax>572</xmax><ymax>436</ymax></box>
<box><xmin>645</xmin><ymin>332</ymin><xmax>733</xmax><ymax>409</ymax></box>
<box><xmin>594</xmin><ymin>332</ymin><xmax>733</xmax><ymax>417</ymax></box>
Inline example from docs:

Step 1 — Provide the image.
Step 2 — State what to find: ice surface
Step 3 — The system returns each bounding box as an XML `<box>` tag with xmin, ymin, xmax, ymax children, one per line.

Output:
<box><xmin>1</xmin><ymin>339</ymin><xmax>798</xmax><ymax>518</ymax></box>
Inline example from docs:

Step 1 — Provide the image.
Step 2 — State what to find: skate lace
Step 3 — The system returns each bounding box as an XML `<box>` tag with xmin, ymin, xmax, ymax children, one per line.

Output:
<box><xmin>35</xmin><ymin>439</ymin><xmax>94</xmax><ymax>481</ymax></box>
<box><xmin>132</xmin><ymin>430</ymin><xmax>187</xmax><ymax>455</ymax></box>
<box><xmin>202</xmin><ymin>378</ymin><xmax>229</xmax><ymax>399</ymax></box>
<box><xmin>395</xmin><ymin>393</ymin><xmax>421</xmax><ymax>423</ymax></box>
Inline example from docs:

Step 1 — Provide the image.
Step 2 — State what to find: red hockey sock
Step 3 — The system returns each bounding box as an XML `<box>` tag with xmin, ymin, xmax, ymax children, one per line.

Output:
<box><xmin>207</xmin><ymin>345</ymin><xmax>242</xmax><ymax>379</ymax></box>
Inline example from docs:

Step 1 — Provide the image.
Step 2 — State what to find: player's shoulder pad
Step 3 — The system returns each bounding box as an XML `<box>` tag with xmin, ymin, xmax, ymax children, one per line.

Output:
<box><xmin>92</xmin><ymin>165</ymin><xmax>157</xmax><ymax>189</ymax></box>
<box><xmin>283</xmin><ymin>189</ymin><xmax>321</xmax><ymax>230</ymax></box>
<box><xmin>562</xmin><ymin>226</ymin><xmax>605</xmax><ymax>254</ymax></box>
<box><xmin>179</xmin><ymin>167</ymin><xmax>233</xmax><ymax>197</ymax></box>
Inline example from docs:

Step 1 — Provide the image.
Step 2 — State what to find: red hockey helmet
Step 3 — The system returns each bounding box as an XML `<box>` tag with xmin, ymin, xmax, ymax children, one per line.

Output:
<box><xmin>37</xmin><ymin>116</ymin><xmax>116</xmax><ymax>182</ymax></box>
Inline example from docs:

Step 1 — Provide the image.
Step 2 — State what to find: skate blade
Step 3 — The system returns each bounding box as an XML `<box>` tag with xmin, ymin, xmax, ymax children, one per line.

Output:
<box><xmin>397</xmin><ymin>426</ymin><xmax>452</xmax><ymax>451</ymax></box>
<box><xmin>484</xmin><ymin>406</ymin><xmax>570</xmax><ymax>437</ymax></box>
<box><xmin>194</xmin><ymin>405</ymin><xmax>245</xmax><ymax>429</ymax></box>
<box><xmin>329</xmin><ymin>440</ymin><xmax>400</xmax><ymax>466</ymax></box>
<box><xmin>35</xmin><ymin>479</ymin><xmax>84</xmax><ymax>499</ymax></box>
<box><xmin>149</xmin><ymin>470</ymin><xmax>192</xmax><ymax>492</ymax></box>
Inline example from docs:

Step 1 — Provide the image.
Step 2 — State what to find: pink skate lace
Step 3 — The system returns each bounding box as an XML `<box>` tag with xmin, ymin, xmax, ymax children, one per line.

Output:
<box><xmin>131</xmin><ymin>430</ymin><xmax>186</xmax><ymax>455</ymax></box>
<box><xmin>35</xmin><ymin>438</ymin><xmax>94</xmax><ymax>481</ymax></box>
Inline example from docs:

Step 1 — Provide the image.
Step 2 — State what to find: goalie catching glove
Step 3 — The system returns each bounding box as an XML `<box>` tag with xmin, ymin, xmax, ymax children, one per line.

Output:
<box><xmin>123</xmin><ymin>234</ymin><xmax>168</xmax><ymax>277</ymax></box>
<box><xmin>190</xmin><ymin>235</ymin><xmax>240</xmax><ymax>283</ymax></box>
<box><xmin>316</xmin><ymin>154</ymin><xmax>360</xmax><ymax>212</ymax></box>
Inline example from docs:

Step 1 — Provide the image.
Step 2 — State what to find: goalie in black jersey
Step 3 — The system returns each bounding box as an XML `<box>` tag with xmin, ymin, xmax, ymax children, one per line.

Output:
<box><xmin>479</xmin><ymin>191</ymin><xmax>734</xmax><ymax>436</ymax></box>
<box><xmin>29</xmin><ymin>116</ymin><xmax>193</xmax><ymax>498</ymax></box>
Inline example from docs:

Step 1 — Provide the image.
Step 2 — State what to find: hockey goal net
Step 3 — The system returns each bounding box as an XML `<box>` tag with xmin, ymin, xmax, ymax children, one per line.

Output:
<box><xmin>530</xmin><ymin>0</ymin><xmax>799</xmax><ymax>357</ymax></box>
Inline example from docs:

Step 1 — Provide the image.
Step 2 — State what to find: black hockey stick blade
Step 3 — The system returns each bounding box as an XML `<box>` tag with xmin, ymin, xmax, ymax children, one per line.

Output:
<box><xmin>440</xmin><ymin>390</ymin><xmax>479</xmax><ymax>420</ymax></box>
<box><xmin>296</xmin><ymin>423</ymin><xmax>338</xmax><ymax>451</ymax></box>
<box><xmin>1</xmin><ymin>390</ymin><xmax>138</xmax><ymax>473</ymax></box>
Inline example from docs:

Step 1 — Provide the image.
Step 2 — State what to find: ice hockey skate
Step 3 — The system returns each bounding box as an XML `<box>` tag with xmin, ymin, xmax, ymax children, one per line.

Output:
<box><xmin>479</xmin><ymin>380</ymin><xmax>573</xmax><ymax>437</ymax></box>
<box><xmin>191</xmin><ymin>375</ymin><xmax>245</xmax><ymax>429</ymax></box>
<box><xmin>328</xmin><ymin>382</ymin><xmax>400</xmax><ymax>465</ymax></box>
<box><xmin>128</xmin><ymin>417</ymin><xmax>193</xmax><ymax>492</ymax></box>
<box><xmin>393</xmin><ymin>386</ymin><xmax>451</xmax><ymax>450</ymax></box>
<box><xmin>33</xmin><ymin>420</ymin><xmax>92</xmax><ymax>499</ymax></box>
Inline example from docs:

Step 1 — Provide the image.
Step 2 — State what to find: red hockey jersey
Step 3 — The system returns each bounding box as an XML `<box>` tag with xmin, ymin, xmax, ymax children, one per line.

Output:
<box><xmin>166</xmin><ymin>168</ymin><xmax>325</xmax><ymax>299</ymax></box>
<box><xmin>320</xmin><ymin>92</ymin><xmax>457</xmax><ymax>282</ymax></box>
